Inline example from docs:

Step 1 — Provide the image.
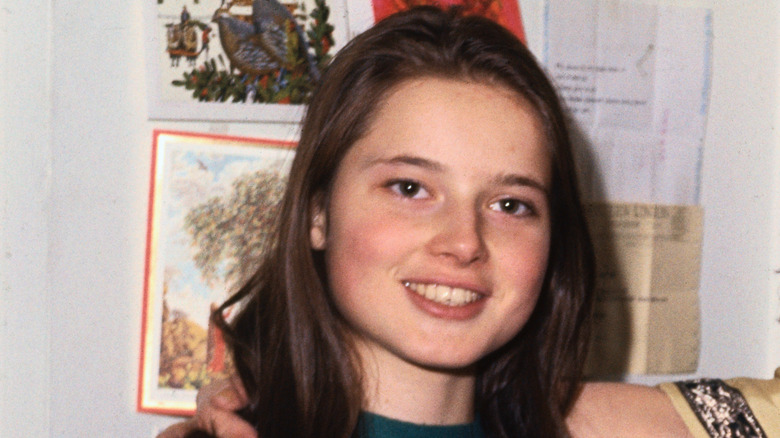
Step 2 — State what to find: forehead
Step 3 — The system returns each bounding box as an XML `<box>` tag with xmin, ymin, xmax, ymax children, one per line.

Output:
<box><xmin>373</xmin><ymin>75</ymin><xmax>547</xmax><ymax>141</ymax></box>
<box><xmin>347</xmin><ymin>76</ymin><xmax>551</xmax><ymax>183</ymax></box>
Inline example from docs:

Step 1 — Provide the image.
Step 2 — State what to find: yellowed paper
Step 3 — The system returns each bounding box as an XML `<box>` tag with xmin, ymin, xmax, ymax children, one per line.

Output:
<box><xmin>585</xmin><ymin>202</ymin><xmax>703</xmax><ymax>375</ymax></box>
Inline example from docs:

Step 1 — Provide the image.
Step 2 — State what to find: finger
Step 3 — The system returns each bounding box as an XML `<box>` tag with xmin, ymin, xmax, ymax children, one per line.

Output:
<box><xmin>197</xmin><ymin>409</ymin><xmax>258</xmax><ymax>438</ymax></box>
<box><xmin>196</xmin><ymin>378</ymin><xmax>240</xmax><ymax>414</ymax></box>
<box><xmin>192</xmin><ymin>377</ymin><xmax>255</xmax><ymax>437</ymax></box>
<box><xmin>229</xmin><ymin>374</ymin><xmax>249</xmax><ymax>402</ymax></box>
<box><xmin>210</xmin><ymin>383</ymin><xmax>248</xmax><ymax>412</ymax></box>
<box><xmin>196</xmin><ymin>378</ymin><xmax>232</xmax><ymax>409</ymax></box>
<box><xmin>156</xmin><ymin>419</ymin><xmax>198</xmax><ymax>438</ymax></box>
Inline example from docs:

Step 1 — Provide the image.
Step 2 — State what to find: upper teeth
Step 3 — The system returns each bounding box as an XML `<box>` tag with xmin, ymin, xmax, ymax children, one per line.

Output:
<box><xmin>404</xmin><ymin>282</ymin><xmax>481</xmax><ymax>307</ymax></box>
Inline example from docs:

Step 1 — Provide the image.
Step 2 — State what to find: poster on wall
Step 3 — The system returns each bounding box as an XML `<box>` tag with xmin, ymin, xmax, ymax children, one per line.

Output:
<box><xmin>144</xmin><ymin>0</ymin><xmax>350</xmax><ymax>122</ymax></box>
<box><xmin>543</xmin><ymin>0</ymin><xmax>712</xmax><ymax>375</ymax></box>
<box><xmin>138</xmin><ymin>131</ymin><xmax>295</xmax><ymax>415</ymax></box>
<box><xmin>584</xmin><ymin>202</ymin><xmax>703</xmax><ymax>376</ymax></box>
<box><xmin>342</xmin><ymin>0</ymin><xmax>526</xmax><ymax>41</ymax></box>
<box><xmin>544</xmin><ymin>0</ymin><xmax>711</xmax><ymax>205</ymax></box>
<box><xmin>145</xmin><ymin>0</ymin><xmax>528</xmax><ymax>124</ymax></box>
<box><xmin>373</xmin><ymin>0</ymin><xmax>524</xmax><ymax>41</ymax></box>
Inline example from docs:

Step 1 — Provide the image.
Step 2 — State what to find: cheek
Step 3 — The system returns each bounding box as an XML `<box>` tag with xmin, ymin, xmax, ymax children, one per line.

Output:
<box><xmin>494</xmin><ymin>230</ymin><xmax>550</xmax><ymax>322</ymax></box>
<box><xmin>497</xmin><ymin>225</ymin><xmax>550</xmax><ymax>283</ymax></box>
<box><xmin>492</xmin><ymin>263</ymin><xmax>548</xmax><ymax>350</ymax></box>
<box><xmin>517</xmin><ymin>242</ymin><xmax>549</xmax><ymax>295</ymax></box>
<box><xmin>324</xmin><ymin>210</ymin><xmax>410</xmax><ymax>302</ymax></box>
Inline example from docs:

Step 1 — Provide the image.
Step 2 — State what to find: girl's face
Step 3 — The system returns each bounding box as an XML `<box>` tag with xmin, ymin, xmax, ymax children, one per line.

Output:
<box><xmin>311</xmin><ymin>77</ymin><xmax>551</xmax><ymax>371</ymax></box>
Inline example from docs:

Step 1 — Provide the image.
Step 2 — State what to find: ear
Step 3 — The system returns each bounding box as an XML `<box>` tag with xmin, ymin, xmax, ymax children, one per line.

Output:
<box><xmin>310</xmin><ymin>197</ymin><xmax>327</xmax><ymax>250</ymax></box>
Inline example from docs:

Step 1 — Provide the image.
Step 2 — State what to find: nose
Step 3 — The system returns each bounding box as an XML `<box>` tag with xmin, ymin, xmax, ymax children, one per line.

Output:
<box><xmin>427</xmin><ymin>204</ymin><xmax>486</xmax><ymax>265</ymax></box>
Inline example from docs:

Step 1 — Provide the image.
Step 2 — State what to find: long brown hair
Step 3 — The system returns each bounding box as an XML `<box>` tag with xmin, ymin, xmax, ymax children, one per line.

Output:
<box><xmin>216</xmin><ymin>6</ymin><xmax>594</xmax><ymax>437</ymax></box>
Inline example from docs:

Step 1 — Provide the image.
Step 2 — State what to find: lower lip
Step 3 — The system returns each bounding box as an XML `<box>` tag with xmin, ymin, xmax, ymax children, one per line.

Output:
<box><xmin>405</xmin><ymin>286</ymin><xmax>487</xmax><ymax>320</ymax></box>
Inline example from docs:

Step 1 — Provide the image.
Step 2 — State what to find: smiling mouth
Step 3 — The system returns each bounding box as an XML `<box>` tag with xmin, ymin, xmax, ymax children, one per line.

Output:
<box><xmin>403</xmin><ymin>281</ymin><xmax>482</xmax><ymax>307</ymax></box>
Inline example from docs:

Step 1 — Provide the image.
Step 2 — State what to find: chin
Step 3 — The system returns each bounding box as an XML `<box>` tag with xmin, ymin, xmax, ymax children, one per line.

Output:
<box><xmin>401</xmin><ymin>347</ymin><xmax>489</xmax><ymax>373</ymax></box>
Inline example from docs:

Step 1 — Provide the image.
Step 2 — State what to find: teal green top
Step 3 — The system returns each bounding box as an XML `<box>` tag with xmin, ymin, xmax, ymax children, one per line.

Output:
<box><xmin>358</xmin><ymin>412</ymin><xmax>485</xmax><ymax>438</ymax></box>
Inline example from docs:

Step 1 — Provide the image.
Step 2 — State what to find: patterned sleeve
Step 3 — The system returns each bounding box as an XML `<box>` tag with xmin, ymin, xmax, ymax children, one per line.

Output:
<box><xmin>658</xmin><ymin>368</ymin><xmax>780</xmax><ymax>437</ymax></box>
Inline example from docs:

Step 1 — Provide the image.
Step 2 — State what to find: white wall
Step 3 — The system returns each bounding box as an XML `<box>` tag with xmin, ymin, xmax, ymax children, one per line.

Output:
<box><xmin>0</xmin><ymin>0</ymin><xmax>778</xmax><ymax>436</ymax></box>
<box><xmin>692</xmin><ymin>1</ymin><xmax>780</xmax><ymax>382</ymax></box>
<box><xmin>629</xmin><ymin>0</ymin><xmax>780</xmax><ymax>386</ymax></box>
<box><xmin>1</xmin><ymin>1</ymin><xmax>52</xmax><ymax>436</ymax></box>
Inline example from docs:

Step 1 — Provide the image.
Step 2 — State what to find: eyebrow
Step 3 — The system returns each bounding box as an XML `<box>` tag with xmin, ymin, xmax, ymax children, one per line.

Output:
<box><xmin>368</xmin><ymin>154</ymin><xmax>549</xmax><ymax>196</ymax></box>
<box><xmin>494</xmin><ymin>174</ymin><xmax>549</xmax><ymax>197</ymax></box>
<box><xmin>366</xmin><ymin>154</ymin><xmax>445</xmax><ymax>172</ymax></box>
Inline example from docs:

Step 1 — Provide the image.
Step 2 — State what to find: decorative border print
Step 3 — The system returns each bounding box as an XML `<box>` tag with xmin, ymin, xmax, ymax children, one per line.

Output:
<box><xmin>675</xmin><ymin>379</ymin><xmax>767</xmax><ymax>437</ymax></box>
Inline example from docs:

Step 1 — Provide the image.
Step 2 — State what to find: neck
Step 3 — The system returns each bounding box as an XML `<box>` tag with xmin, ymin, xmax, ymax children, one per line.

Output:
<box><xmin>356</xmin><ymin>339</ymin><xmax>476</xmax><ymax>425</ymax></box>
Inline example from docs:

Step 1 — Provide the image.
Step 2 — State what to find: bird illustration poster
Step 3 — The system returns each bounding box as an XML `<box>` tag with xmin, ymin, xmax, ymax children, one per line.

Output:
<box><xmin>146</xmin><ymin>0</ymin><xmax>527</xmax><ymax>122</ymax></box>
<box><xmin>145</xmin><ymin>0</ymin><xmax>350</xmax><ymax>122</ymax></box>
<box><xmin>138</xmin><ymin>131</ymin><xmax>296</xmax><ymax>414</ymax></box>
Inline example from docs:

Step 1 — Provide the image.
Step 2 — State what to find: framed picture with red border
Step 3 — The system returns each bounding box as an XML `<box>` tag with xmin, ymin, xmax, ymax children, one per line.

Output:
<box><xmin>138</xmin><ymin>130</ymin><xmax>295</xmax><ymax>415</ymax></box>
<box><xmin>370</xmin><ymin>0</ymin><xmax>525</xmax><ymax>42</ymax></box>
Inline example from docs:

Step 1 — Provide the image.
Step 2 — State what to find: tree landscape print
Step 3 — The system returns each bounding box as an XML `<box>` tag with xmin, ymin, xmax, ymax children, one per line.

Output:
<box><xmin>139</xmin><ymin>132</ymin><xmax>294</xmax><ymax>414</ymax></box>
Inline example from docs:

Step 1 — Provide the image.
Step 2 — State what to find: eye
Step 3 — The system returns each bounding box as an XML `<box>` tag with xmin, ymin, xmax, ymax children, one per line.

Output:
<box><xmin>489</xmin><ymin>198</ymin><xmax>534</xmax><ymax>216</ymax></box>
<box><xmin>387</xmin><ymin>180</ymin><xmax>429</xmax><ymax>199</ymax></box>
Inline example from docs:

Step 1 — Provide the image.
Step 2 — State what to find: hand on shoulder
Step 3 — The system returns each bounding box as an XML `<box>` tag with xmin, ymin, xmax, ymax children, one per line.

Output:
<box><xmin>566</xmin><ymin>381</ymin><xmax>693</xmax><ymax>438</ymax></box>
<box><xmin>156</xmin><ymin>377</ymin><xmax>257</xmax><ymax>438</ymax></box>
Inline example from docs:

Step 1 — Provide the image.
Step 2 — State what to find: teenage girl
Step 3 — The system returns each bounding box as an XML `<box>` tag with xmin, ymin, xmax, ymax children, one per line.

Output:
<box><xmin>160</xmin><ymin>7</ymin><xmax>693</xmax><ymax>437</ymax></box>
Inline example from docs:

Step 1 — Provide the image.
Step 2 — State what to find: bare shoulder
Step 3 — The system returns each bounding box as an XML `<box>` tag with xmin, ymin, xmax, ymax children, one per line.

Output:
<box><xmin>566</xmin><ymin>382</ymin><xmax>693</xmax><ymax>438</ymax></box>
